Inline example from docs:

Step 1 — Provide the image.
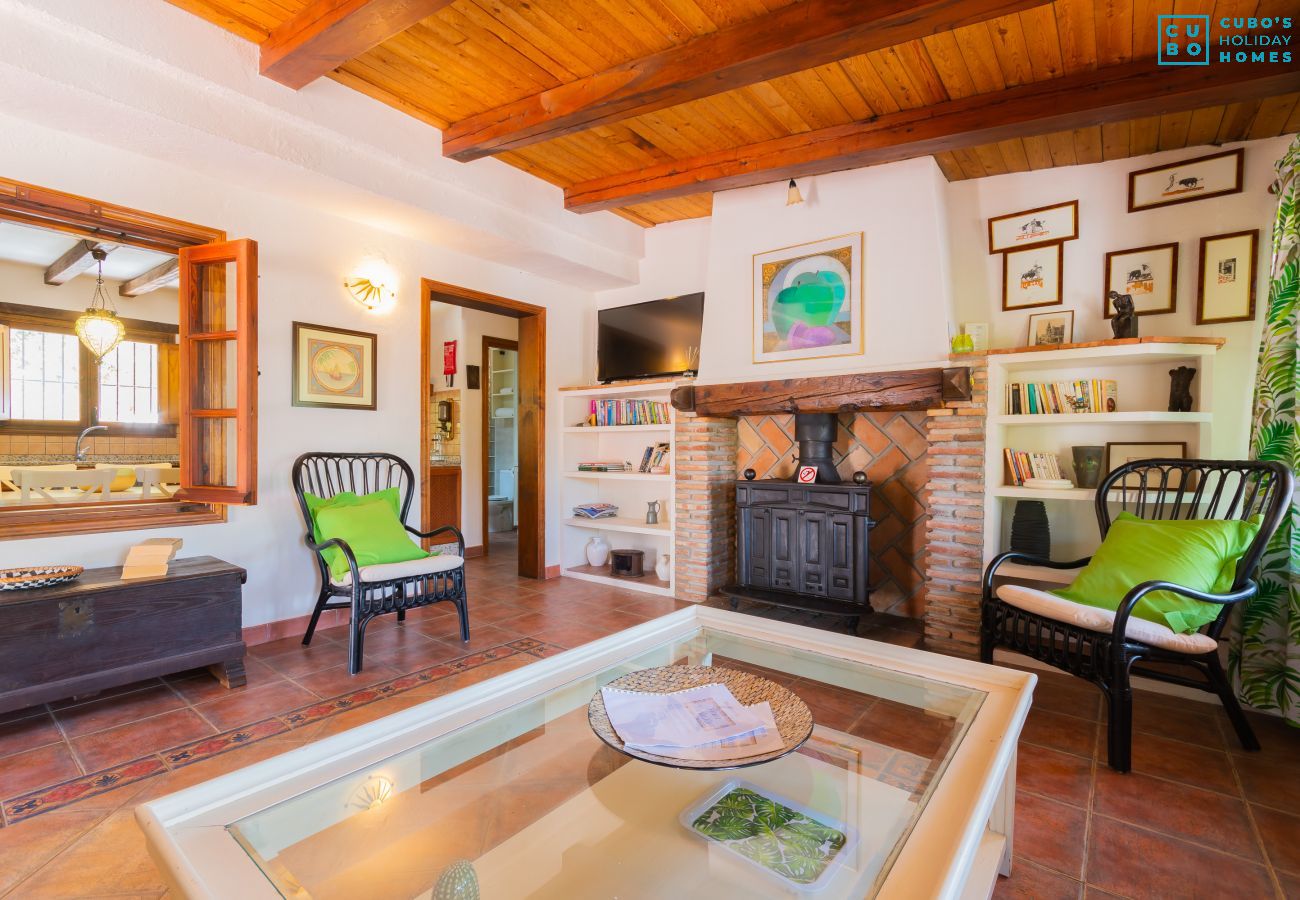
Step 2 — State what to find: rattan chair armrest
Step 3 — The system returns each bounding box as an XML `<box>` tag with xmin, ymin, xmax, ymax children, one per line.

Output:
<box><xmin>1110</xmin><ymin>579</ymin><xmax>1258</xmax><ymax>644</ymax></box>
<box><xmin>303</xmin><ymin>534</ymin><xmax>362</xmax><ymax>591</ymax></box>
<box><xmin>983</xmin><ymin>550</ymin><xmax>1092</xmax><ymax>597</ymax></box>
<box><xmin>404</xmin><ymin>524</ymin><xmax>466</xmax><ymax>556</ymax></box>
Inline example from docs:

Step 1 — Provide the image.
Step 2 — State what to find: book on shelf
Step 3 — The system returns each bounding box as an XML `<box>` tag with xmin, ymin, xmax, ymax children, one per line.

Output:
<box><xmin>590</xmin><ymin>398</ymin><xmax>671</xmax><ymax>426</ymax></box>
<box><xmin>638</xmin><ymin>442</ymin><xmax>671</xmax><ymax>473</ymax></box>
<box><xmin>576</xmin><ymin>461</ymin><xmax>632</xmax><ymax>472</ymax></box>
<box><xmin>1005</xmin><ymin>379</ymin><xmax>1117</xmax><ymax>415</ymax></box>
<box><xmin>573</xmin><ymin>502</ymin><xmax>619</xmax><ymax>519</ymax></box>
<box><xmin>1004</xmin><ymin>449</ymin><xmax>1065</xmax><ymax>486</ymax></box>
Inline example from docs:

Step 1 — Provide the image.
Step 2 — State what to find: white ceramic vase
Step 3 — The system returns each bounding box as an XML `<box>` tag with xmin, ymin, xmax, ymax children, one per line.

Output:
<box><xmin>655</xmin><ymin>553</ymin><xmax>671</xmax><ymax>582</ymax></box>
<box><xmin>586</xmin><ymin>535</ymin><xmax>610</xmax><ymax>567</ymax></box>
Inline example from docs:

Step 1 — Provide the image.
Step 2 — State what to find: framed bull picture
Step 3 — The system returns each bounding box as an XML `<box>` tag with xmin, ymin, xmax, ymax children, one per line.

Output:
<box><xmin>988</xmin><ymin>200</ymin><xmax>1078</xmax><ymax>253</ymax></box>
<box><xmin>1103</xmin><ymin>242</ymin><xmax>1178</xmax><ymax>317</ymax></box>
<box><xmin>1002</xmin><ymin>242</ymin><xmax>1063</xmax><ymax>310</ymax></box>
<box><xmin>1128</xmin><ymin>149</ymin><xmax>1244</xmax><ymax>212</ymax></box>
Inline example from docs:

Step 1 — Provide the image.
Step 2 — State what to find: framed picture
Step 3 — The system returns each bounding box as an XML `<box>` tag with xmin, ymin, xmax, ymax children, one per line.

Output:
<box><xmin>1105</xmin><ymin>441</ymin><xmax>1190</xmax><ymax>488</ymax></box>
<box><xmin>753</xmin><ymin>232</ymin><xmax>863</xmax><ymax>365</ymax></box>
<box><xmin>1002</xmin><ymin>242</ymin><xmax>1063</xmax><ymax>310</ymax></box>
<box><xmin>1128</xmin><ymin>148</ymin><xmax>1244</xmax><ymax>212</ymax></box>
<box><xmin>1103</xmin><ymin>243</ymin><xmax>1178</xmax><ymax>318</ymax></box>
<box><xmin>988</xmin><ymin>200</ymin><xmax>1078</xmax><ymax>253</ymax></box>
<box><xmin>1027</xmin><ymin>309</ymin><xmax>1074</xmax><ymax>346</ymax></box>
<box><xmin>1197</xmin><ymin>230</ymin><xmax>1259</xmax><ymax>325</ymax></box>
<box><xmin>466</xmin><ymin>364</ymin><xmax>481</xmax><ymax>390</ymax></box>
<box><xmin>291</xmin><ymin>322</ymin><xmax>377</xmax><ymax>410</ymax></box>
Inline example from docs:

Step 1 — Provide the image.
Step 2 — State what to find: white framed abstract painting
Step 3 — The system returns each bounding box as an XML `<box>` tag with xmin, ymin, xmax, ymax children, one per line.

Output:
<box><xmin>752</xmin><ymin>232</ymin><xmax>863</xmax><ymax>364</ymax></box>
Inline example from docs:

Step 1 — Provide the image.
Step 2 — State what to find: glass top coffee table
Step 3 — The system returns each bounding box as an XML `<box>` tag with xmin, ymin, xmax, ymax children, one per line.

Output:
<box><xmin>139</xmin><ymin>607</ymin><xmax>1033</xmax><ymax>899</ymax></box>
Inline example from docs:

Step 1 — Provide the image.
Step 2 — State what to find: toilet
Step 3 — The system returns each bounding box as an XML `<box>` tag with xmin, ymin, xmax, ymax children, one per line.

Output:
<box><xmin>487</xmin><ymin>469</ymin><xmax>515</xmax><ymax>533</ymax></box>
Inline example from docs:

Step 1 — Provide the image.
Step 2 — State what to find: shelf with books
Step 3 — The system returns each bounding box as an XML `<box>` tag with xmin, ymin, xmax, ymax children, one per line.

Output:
<box><xmin>563</xmin><ymin>424</ymin><xmax>673</xmax><ymax>433</ymax></box>
<box><xmin>983</xmin><ymin>339</ymin><xmax>1223</xmax><ymax>586</ymax></box>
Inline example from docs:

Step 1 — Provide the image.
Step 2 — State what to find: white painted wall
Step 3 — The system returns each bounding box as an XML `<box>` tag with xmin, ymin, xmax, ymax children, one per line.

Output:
<box><xmin>0</xmin><ymin>116</ymin><xmax>592</xmax><ymax>628</ymax></box>
<box><xmin>428</xmin><ymin>302</ymin><xmax>519</xmax><ymax>548</ymax></box>
<box><xmin>0</xmin><ymin>259</ymin><xmax>178</xmax><ymax>325</ymax></box>
<box><xmin>947</xmin><ymin>135</ymin><xmax>1289</xmax><ymax>456</ymax></box>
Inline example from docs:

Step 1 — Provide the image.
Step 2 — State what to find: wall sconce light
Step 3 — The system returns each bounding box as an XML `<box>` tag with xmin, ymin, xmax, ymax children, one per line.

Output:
<box><xmin>348</xmin><ymin>775</ymin><xmax>395</xmax><ymax>811</ymax></box>
<box><xmin>786</xmin><ymin>178</ymin><xmax>804</xmax><ymax>206</ymax></box>
<box><xmin>345</xmin><ymin>258</ymin><xmax>398</xmax><ymax>311</ymax></box>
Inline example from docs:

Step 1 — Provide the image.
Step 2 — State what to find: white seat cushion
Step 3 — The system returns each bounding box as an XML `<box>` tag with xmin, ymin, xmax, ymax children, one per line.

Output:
<box><xmin>995</xmin><ymin>584</ymin><xmax>1219</xmax><ymax>655</ymax></box>
<box><xmin>331</xmin><ymin>554</ymin><xmax>464</xmax><ymax>588</ymax></box>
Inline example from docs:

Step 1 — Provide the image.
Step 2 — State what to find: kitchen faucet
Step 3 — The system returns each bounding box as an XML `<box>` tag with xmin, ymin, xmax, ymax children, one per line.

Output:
<box><xmin>75</xmin><ymin>425</ymin><xmax>108</xmax><ymax>461</ymax></box>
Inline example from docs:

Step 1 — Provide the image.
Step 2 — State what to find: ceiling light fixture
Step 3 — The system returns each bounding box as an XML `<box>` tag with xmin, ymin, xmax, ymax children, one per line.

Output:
<box><xmin>786</xmin><ymin>178</ymin><xmax>804</xmax><ymax>206</ymax></box>
<box><xmin>74</xmin><ymin>248</ymin><xmax>125</xmax><ymax>361</ymax></box>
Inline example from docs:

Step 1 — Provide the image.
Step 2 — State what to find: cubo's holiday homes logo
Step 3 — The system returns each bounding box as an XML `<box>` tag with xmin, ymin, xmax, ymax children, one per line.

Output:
<box><xmin>1158</xmin><ymin>14</ymin><xmax>1293</xmax><ymax>65</ymax></box>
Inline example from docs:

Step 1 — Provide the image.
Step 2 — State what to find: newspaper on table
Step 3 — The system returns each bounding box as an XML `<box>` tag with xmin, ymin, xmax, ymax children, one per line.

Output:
<box><xmin>600</xmin><ymin>682</ymin><xmax>784</xmax><ymax>761</ymax></box>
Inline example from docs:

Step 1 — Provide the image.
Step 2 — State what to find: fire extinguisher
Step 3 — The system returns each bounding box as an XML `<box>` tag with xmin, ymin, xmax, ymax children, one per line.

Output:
<box><xmin>443</xmin><ymin>340</ymin><xmax>457</xmax><ymax>388</ymax></box>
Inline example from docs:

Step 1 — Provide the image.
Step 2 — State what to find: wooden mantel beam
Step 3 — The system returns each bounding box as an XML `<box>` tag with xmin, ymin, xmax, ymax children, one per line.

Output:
<box><xmin>119</xmin><ymin>258</ymin><xmax>180</xmax><ymax>298</ymax></box>
<box><xmin>44</xmin><ymin>240</ymin><xmax>115</xmax><ymax>286</ymax></box>
<box><xmin>567</xmin><ymin>61</ymin><xmax>1300</xmax><ymax>213</ymax></box>
<box><xmin>260</xmin><ymin>0</ymin><xmax>455</xmax><ymax>90</ymax></box>
<box><xmin>671</xmin><ymin>368</ymin><xmax>971</xmax><ymax>417</ymax></box>
<box><xmin>441</xmin><ymin>0</ymin><xmax>1046</xmax><ymax>162</ymax></box>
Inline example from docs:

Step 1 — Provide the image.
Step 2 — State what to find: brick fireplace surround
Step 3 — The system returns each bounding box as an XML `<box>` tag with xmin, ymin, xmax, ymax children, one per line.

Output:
<box><xmin>672</xmin><ymin>358</ymin><xmax>988</xmax><ymax>658</ymax></box>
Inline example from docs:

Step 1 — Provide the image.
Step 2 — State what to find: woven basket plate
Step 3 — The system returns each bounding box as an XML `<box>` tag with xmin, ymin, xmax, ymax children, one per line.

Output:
<box><xmin>0</xmin><ymin>565</ymin><xmax>84</xmax><ymax>591</ymax></box>
<box><xmin>588</xmin><ymin>665</ymin><xmax>814</xmax><ymax>770</ymax></box>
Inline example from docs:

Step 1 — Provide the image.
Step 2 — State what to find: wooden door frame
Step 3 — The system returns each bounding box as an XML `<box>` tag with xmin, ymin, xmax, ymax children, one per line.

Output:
<box><xmin>480</xmin><ymin>336</ymin><xmax>519</xmax><ymax>555</ymax></box>
<box><xmin>420</xmin><ymin>278</ymin><xmax>546</xmax><ymax>579</ymax></box>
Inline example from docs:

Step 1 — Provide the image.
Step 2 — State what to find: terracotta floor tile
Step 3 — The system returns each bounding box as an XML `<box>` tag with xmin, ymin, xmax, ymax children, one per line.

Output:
<box><xmin>1131</xmin><ymin>696</ymin><xmax>1226</xmax><ymax>750</ymax></box>
<box><xmin>192</xmin><ymin>680</ymin><xmax>320</xmax><ymax>732</ymax></box>
<box><xmin>1128</xmin><ymin>733</ymin><xmax>1239</xmax><ymax>795</ymax></box>
<box><xmin>0</xmin><ymin>705</ymin><xmax>49</xmax><ymax>725</ymax></box>
<box><xmin>373</xmin><ymin>637</ymin><xmax>480</xmax><ymax>673</ymax></box>
<box><xmin>1015</xmin><ymin>790</ymin><xmax>1088</xmax><ymax>878</ymax></box>
<box><xmin>1086</xmin><ymin>816</ymin><xmax>1273</xmax><ymax>899</ymax></box>
<box><xmin>993</xmin><ymin>858</ymin><xmax>1083</xmax><ymax>900</ymax></box>
<box><xmin>1275</xmin><ymin>869</ymin><xmax>1300</xmax><ymax>897</ymax></box>
<box><xmin>610</xmin><ymin>595</ymin><xmax>693</xmax><ymax>617</ymax></box>
<box><xmin>248</xmin><ymin>633</ymin><xmax>337</xmax><ymax>658</ymax></box>
<box><xmin>166</xmin><ymin>662</ymin><xmax>285</xmax><ymax>706</ymax></box>
<box><xmin>257</xmin><ymin>639</ymin><xmax>355</xmax><ymax>679</ymax></box>
<box><xmin>71</xmin><ymin>709</ymin><xmax>215</xmax><ymax>772</ymax></box>
<box><xmin>47</xmin><ymin>678</ymin><xmax>165</xmax><ymax>710</ymax></box>
<box><xmin>0</xmin><ymin>808</ymin><xmax>109</xmax><ymax>895</ymax></box>
<box><xmin>1250</xmin><ymin>804</ymin><xmax>1300</xmax><ymax>875</ymax></box>
<box><xmin>289</xmin><ymin>661</ymin><xmax>403</xmax><ymax>698</ymax></box>
<box><xmin>0</xmin><ymin>712</ymin><xmax>63</xmax><ymax>761</ymax></box>
<box><xmin>1022</xmin><ymin>707</ymin><xmax>1098</xmax><ymax>759</ymax></box>
<box><xmin>7</xmin><ymin>809</ymin><xmax>169</xmax><ymax>898</ymax></box>
<box><xmin>1229</xmin><ymin>710</ymin><xmax>1300</xmax><ymax>761</ymax></box>
<box><xmin>1030</xmin><ymin>677</ymin><xmax>1103</xmax><ymax>722</ymax></box>
<box><xmin>849</xmin><ymin>697</ymin><xmax>956</xmax><ymax>759</ymax></box>
<box><xmin>791</xmin><ymin>680</ymin><xmax>876</xmax><ymax>732</ymax></box>
<box><xmin>0</xmin><ymin>743</ymin><xmax>82</xmax><ymax>799</ymax></box>
<box><xmin>53</xmin><ymin>684</ymin><xmax>187</xmax><ymax>739</ymax></box>
<box><xmin>416</xmin><ymin>616</ymin><xmax>490</xmax><ymax>646</ymax></box>
<box><xmin>1092</xmin><ymin>769</ymin><xmax>1261</xmax><ymax>860</ymax></box>
<box><xmin>1017</xmin><ymin>743</ymin><xmax>1093</xmax><ymax>808</ymax></box>
<box><xmin>1234</xmin><ymin>752</ymin><xmax>1300</xmax><ymax>814</ymax></box>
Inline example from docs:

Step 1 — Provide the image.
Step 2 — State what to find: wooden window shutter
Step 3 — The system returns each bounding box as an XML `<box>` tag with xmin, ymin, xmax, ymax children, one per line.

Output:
<box><xmin>157</xmin><ymin>341</ymin><xmax>180</xmax><ymax>425</ymax></box>
<box><xmin>176</xmin><ymin>239</ymin><xmax>257</xmax><ymax>505</ymax></box>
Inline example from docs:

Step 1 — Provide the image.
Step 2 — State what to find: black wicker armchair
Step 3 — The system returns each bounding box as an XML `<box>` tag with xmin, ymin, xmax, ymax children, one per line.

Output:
<box><xmin>292</xmin><ymin>452</ymin><xmax>469</xmax><ymax>675</ymax></box>
<box><xmin>981</xmin><ymin>458</ymin><xmax>1292</xmax><ymax>772</ymax></box>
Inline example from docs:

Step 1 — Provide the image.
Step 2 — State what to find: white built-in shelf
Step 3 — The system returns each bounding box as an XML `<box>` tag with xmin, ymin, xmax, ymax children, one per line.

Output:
<box><xmin>991</xmin><ymin>486</ymin><xmax>1095</xmax><ymax>501</ymax></box>
<box><xmin>564</xmin><ymin>516</ymin><xmax>672</xmax><ymax>537</ymax></box>
<box><xmin>565</xmin><ymin>471</ymin><xmax>670</xmax><ymax>482</ymax></box>
<box><xmin>991</xmin><ymin>411</ymin><xmax>1212</xmax><ymax>426</ymax></box>
<box><xmin>562</xmin><ymin>564</ymin><xmax>673</xmax><ymax>596</ymax></box>
<box><xmin>563</xmin><ymin>424</ymin><xmax>673</xmax><ymax>433</ymax></box>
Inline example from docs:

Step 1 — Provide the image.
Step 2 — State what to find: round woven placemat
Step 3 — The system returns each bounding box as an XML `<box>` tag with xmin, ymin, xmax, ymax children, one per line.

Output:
<box><xmin>588</xmin><ymin>665</ymin><xmax>813</xmax><ymax>770</ymax></box>
<box><xmin>0</xmin><ymin>566</ymin><xmax>83</xmax><ymax>591</ymax></box>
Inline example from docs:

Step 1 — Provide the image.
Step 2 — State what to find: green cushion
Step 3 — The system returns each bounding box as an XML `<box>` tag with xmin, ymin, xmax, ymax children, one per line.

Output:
<box><xmin>305</xmin><ymin>488</ymin><xmax>426</xmax><ymax>581</ymax></box>
<box><xmin>1052</xmin><ymin>511</ymin><xmax>1260</xmax><ymax>634</ymax></box>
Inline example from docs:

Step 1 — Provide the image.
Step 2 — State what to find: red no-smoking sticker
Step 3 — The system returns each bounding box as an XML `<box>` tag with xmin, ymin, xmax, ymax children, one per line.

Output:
<box><xmin>797</xmin><ymin>466</ymin><xmax>817</xmax><ymax>484</ymax></box>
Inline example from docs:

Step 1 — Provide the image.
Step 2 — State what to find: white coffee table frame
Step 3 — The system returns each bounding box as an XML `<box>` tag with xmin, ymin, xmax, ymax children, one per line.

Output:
<box><xmin>137</xmin><ymin>607</ymin><xmax>1034</xmax><ymax>900</ymax></box>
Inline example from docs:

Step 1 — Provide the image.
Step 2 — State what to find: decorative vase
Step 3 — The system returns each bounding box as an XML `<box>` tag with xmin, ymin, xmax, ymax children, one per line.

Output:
<box><xmin>585</xmin><ymin>535</ymin><xmax>610</xmax><ymax>567</ymax></box>
<box><xmin>646</xmin><ymin>499</ymin><xmax>661</xmax><ymax>525</ymax></box>
<box><xmin>1009</xmin><ymin>501</ymin><xmax>1051</xmax><ymax>559</ymax></box>
<box><xmin>655</xmin><ymin>553</ymin><xmax>671</xmax><ymax>582</ymax></box>
<box><xmin>433</xmin><ymin>860</ymin><xmax>479</xmax><ymax>900</ymax></box>
<box><xmin>1072</xmin><ymin>445</ymin><xmax>1105</xmax><ymax>490</ymax></box>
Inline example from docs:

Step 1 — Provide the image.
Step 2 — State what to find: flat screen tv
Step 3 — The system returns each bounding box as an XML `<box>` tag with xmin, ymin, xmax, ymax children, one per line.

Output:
<box><xmin>597</xmin><ymin>292</ymin><xmax>704</xmax><ymax>383</ymax></box>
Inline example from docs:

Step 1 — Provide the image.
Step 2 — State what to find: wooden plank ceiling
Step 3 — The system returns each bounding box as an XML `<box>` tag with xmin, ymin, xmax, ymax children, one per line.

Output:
<box><xmin>169</xmin><ymin>0</ymin><xmax>1300</xmax><ymax>226</ymax></box>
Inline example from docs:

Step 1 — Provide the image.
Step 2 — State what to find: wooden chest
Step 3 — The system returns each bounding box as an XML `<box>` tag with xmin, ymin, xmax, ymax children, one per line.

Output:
<box><xmin>0</xmin><ymin>555</ymin><xmax>247</xmax><ymax>714</ymax></box>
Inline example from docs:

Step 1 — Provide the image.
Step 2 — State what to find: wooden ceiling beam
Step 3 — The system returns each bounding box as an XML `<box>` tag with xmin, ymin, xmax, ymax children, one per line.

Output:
<box><xmin>119</xmin><ymin>258</ymin><xmax>180</xmax><ymax>297</ymax></box>
<box><xmin>259</xmin><ymin>0</ymin><xmax>455</xmax><ymax>90</ymax></box>
<box><xmin>669</xmin><ymin>367</ymin><xmax>972</xmax><ymax>417</ymax></box>
<box><xmin>565</xmin><ymin>62</ymin><xmax>1300</xmax><ymax>213</ymax></box>
<box><xmin>44</xmin><ymin>240</ymin><xmax>115</xmax><ymax>286</ymax></box>
<box><xmin>441</xmin><ymin>0</ymin><xmax>1048</xmax><ymax>162</ymax></box>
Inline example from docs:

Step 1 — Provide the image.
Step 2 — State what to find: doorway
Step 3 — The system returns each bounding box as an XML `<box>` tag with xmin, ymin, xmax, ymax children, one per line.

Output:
<box><xmin>420</xmin><ymin>279</ymin><xmax>545</xmax><ymax>579</ymax></box>
<box><xmin>482</xmin><ymin>337</ymin><xmax>519</xmax><ymax>555</ymax></box>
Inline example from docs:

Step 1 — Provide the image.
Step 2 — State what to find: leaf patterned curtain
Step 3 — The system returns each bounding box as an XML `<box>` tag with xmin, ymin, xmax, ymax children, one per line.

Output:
<box><xmin>1231</xmin><ymin>135</ymin><xmax>1300</xmax><ymax>726</ymax></box>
